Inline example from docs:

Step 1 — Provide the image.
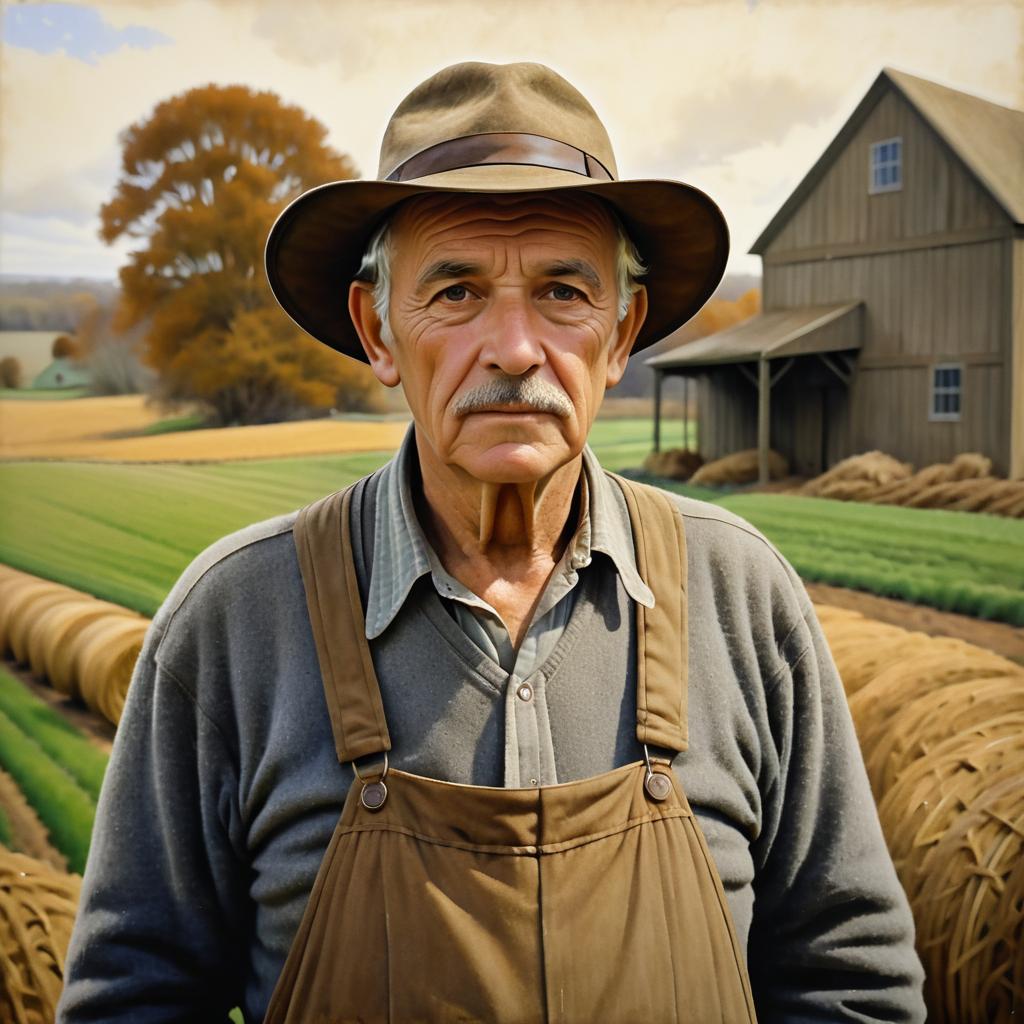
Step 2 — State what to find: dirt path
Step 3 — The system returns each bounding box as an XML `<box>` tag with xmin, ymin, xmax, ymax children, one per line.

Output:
<box><xmin>0</xmin><ymin>768</ymin><xmax>67</xmax><ymax>871</ymax></box>
<box><xmin>805</xmin><ymin>582</ymin><xmax>1024</xmax><ymax>664</ymax></box>
<box><xmin>2</xmin><ymin>659</ymin><xmax>115</xmax><ymax>754</ymax></box>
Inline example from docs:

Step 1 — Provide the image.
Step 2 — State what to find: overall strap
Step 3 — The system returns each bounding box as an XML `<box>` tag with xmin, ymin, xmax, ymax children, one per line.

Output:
<box><xmin>610</xmin><ymin>474</ymin><xmax>689</xmax><ymax>753</ymax></box>
<box><xmin>294</xmin><ymin>483</ymin><xmax>391</xmax><ymax>765</ymax></box>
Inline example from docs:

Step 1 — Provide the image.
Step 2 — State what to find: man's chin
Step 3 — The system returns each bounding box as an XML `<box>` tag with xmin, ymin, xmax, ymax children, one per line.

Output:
<box><xmin>454</xmin><ymin>441</ymin><xmax>578</xmax><ymax>486</ymax></box>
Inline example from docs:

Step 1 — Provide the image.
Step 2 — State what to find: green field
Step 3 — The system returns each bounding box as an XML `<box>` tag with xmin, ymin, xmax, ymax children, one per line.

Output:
<box><xmin>0</xmin><ymin>668</ymin><xmax>107</xmax><ymax>872</ymax></box>
<box><xmin>2</xmin><ymin>417</ymin><xmax>1023</xmax><ymax>623</ymax></box>
<box><xmin>0</xmin><ymin>386</ymin><xmax>90</xmax><ymax>400</ymax></box>
<box><xmin>718</xmin><ymin>491</ymin><xmax>1023</xmax><ymax>624</ymax></box>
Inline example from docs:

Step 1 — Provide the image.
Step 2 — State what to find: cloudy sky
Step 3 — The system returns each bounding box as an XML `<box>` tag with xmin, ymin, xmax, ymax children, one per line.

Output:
<box><xmin>1</xmin><ymin>0</ymin><xmax>1021</xmax><ymax>280</ymax></box>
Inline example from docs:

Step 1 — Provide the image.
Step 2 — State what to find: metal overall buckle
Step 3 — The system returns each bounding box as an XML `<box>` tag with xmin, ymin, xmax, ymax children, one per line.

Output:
<box><xmin>643</xmin><ymin>744</ymin><xmax>673</xmax><ymax>802</ymax></box>
<box><xmin>352</xmin><ymin>751</ymin><xmax>389</xmax><ymax>811</ymax></box>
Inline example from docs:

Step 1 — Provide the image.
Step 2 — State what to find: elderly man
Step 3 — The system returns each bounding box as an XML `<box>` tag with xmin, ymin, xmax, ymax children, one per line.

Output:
<box><xmin>58</xmin><ymin>62</ymin><xmax>925</xmax><ymax>1023</ymax></box>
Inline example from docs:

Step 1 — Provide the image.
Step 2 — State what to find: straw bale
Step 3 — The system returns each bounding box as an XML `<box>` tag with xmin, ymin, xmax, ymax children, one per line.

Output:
<box><xmin>0</xmin><ymin>583</ymin><xmax>69</xmax><ymax>663</ymax></box>
<box><xmin>828</xmin><ymin>632</ymin><xmax>944</xmax><ymax>697</ymax></box>
<box><xmin>878</xmin><ymin>725</ymin><xmax>1024</xmax><ymax>871</ymax></box>
<box><xmin>810</xmin><ymin>604</ymin><xmax>862</xmax><ymax>627</ymax></box>
<box><xmin>0</xmin><ymin>846</ymin><xmax>81</xmax><ymax>1024</ymax></box>
<box><xmin>912</xmin><ymin>463</ymin><xmax>961</xmax><ymax>487</ymax></box>
<box><xmin>799</xmin><ymin>451</ymin><xmax>912</xmax><ymax>495</ymax></box>
<box><xmin>864</xmin><ymin>675</ymin><xmax>1024</xmax><ymax>797</ymax></box>
<box><xmin>902</xmin><ymin>479</ymin><xmax>991</xmax><ymax>510</ymax></box>
<box><xmin>690</xmin><ymin>449</ymin><xmax>788</xmax><ymax>485</ymax></box>
<box><xmin>815</xmin><ymin>479</ymin><xmax>877</xmax><ymax>502</ymax></box>
<box><xmin>910</xmin><ymin>774</ymin><xmax>1023</xmax><ymax>1024</ymax></box>
<box><xmin>948</xmin><ymin>452</ymin><xmax>992</xmax><ymax>480</ymax></box>
<box><xmin>1003</xmin><ymin>493</ymin><xmax>1024</xmax><ymax>517</ymax></box>
<box><xmin>983</xmin><ymin>485</ymin><xmax>1024</xmax><ymax>517</ymax></box>
<box><xmin>642</xmin><ymin>448</ymin><xmax>703</xmax><ymax>481</ymax></box>
<box><xmin>847</xmin><ymin>649</ymin><xmax>1022</xmax><ymax>768</ymax></box>
<box><xmin>862</xmin><ymin>477</ymin><xmax>928</xmax><ymax>505</ymax></box>
<box><xmin>26</xmin><ymin>601</ymin><xmax>129</xmax><ymax>687</ymax></box>
<box><xmin>878</xmin><ymin>739</ymin><xmax>1024</xmax><ymax>1023</ymax></box>
<box><xmin>75</xmin><ymin>618</ymin><xmax>149</xmax><ymax>725</ymax></box>
<box><xmin>944</xmin><ymin>478</ymin><xmax>1018</xmax><ymax>512</ymax></box>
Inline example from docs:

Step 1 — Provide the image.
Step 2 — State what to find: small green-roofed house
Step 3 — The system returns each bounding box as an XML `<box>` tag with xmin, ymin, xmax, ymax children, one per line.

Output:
<box><xmin>31</xmin><ymin>357</ymin><xmax>93</xmax><ymax>390</ymax></box>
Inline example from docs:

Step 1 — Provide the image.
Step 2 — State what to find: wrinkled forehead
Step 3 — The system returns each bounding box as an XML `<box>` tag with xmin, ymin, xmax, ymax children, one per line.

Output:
<box><xmin>388</xmin><ymin>191</ymin><xmax>619</xmax><ymax>265</ymax></box>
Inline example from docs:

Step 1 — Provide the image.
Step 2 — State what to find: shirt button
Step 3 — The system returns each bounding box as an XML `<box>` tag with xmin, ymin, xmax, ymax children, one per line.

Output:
<box><xmin>517</xmin><ymin>683</ymin><xmax>533</xmax><ymax>702</ymax></box>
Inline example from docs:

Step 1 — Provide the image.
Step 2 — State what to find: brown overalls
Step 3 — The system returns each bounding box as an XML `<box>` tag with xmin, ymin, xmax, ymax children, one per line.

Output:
<box><xmin>264</xmin><ymin>474</ymin><xmax>757</xmax><ymax>1023</ymax></box>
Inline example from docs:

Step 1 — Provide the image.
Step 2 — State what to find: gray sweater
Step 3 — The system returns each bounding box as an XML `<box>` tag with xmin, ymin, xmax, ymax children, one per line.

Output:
<box><xmin>57</xmin><ymin>466</ymin><xmax>926</xmax><ymax>1023</ymax></box>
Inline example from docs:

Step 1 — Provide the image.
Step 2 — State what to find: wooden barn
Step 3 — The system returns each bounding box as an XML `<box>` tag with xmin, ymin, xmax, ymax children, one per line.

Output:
<box><xmin>648</xmin><ymin>68</ymin><xmax>1024</xmax><ymax>481</ymax></box>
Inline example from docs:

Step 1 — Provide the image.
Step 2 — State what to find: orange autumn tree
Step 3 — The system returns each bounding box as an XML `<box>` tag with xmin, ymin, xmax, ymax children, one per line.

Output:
<box><xmin>101</xmin><ymin>84</ymin><xmax>379</xmax><ymax>424</ymax></box>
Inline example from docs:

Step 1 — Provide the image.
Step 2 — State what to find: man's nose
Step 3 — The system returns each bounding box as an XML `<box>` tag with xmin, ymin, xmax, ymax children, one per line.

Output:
<box><xmin>477</xmin><ymin>291</ymin><xmax>546</xmax><ymax>377</ymax></box>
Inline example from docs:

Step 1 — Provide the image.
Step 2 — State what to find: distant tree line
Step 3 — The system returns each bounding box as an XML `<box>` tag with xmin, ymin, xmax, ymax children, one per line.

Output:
<box><xmin>0</xmin><ymin>280</ymin><xmax>118</xmax><ymax>331</ymax></box>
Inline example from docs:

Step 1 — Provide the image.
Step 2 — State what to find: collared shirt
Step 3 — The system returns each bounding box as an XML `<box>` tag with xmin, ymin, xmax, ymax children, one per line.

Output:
<box><xmin>364</xmin><ymin>425</ymin><xmax>654</xmax><ymax>679</ymax></box>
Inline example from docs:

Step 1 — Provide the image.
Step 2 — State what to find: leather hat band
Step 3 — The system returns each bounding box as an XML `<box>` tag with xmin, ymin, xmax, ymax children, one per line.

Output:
<box><xmin>385</xmin><ymin>132</ymin><xmax>615</xmax><ymax>183</ymax></box>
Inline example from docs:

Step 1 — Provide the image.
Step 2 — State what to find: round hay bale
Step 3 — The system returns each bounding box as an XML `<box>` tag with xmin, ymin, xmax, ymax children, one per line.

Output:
<box><xmin>864</xmin><ymin>675</ymin><xmax>1024</xmax><ymax>797</ymax></box>
<box><xmin>827</xmin><ymin>631</ymin><xmax>942</xmax><ymax>697</ymax></box>
<box><xmin>75</xmin><ymin>618</ymin><xmax>149</xmax><ymax>725</ymax></box>
<box><xmin>847</xmin><ymin>648</ymin><xmax>1022</xmax><ymax>768</ymax></box>
<box><xmin>0</xmin><ymin>566</ymin><xmax>30</xmax><ymax>586</ymax></box>
<box><xmin>0</xmin><ymin>582</ymin><xmax>69</xmax><ymax>664</ymax></box>
<box><xmin>0</xmin><ymin>845</ymin><xmax>81</xmax><ymax>1024</ymax></box>
<box><xmin>691</xmin><ymin>448</ymin><xmax>788</xmax><ymax>486</ymax></box>
<box><xmin>0</xmin><ymin>576</ymin><xmax>47</xmax><ymax>657</ymax></box>
<box><xmin>877</xmin><ymin>725</ymin><xmax>1024</xmax><ymax>871</ymax></box>
<box><xmin>903</xmin><ymin>773</ymin><xmax>1024</xmax><ymax>1023</ymax></box>
<box><xmin>26</xmin><ymin>600</ymin><xmax>131</xmax><ymax>689</ymax></box>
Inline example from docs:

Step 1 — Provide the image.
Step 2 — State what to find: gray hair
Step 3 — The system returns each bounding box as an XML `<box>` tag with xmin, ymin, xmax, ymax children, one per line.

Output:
<box><xmin>356</xmin><ymin>202</ymin><xmax>646</xmax><ymax>347</ymax></box>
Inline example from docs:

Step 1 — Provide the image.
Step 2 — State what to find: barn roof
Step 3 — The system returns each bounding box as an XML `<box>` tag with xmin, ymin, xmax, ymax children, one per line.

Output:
<box><xmin>751</xmin><ymin>69</ymin><xmax>1024</xmax><ymax>253</ymax></box>
<box><xmin>645</xmin><ymin>302</ymin><xmax>862</xmax><ymax>369</ymax></box>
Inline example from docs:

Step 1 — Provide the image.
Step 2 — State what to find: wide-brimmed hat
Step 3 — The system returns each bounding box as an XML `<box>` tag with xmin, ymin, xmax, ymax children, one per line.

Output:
<box><xmin>265</xmin><ymin>61</ymin><xmax>729</xmax><ymax>361</ymax></box>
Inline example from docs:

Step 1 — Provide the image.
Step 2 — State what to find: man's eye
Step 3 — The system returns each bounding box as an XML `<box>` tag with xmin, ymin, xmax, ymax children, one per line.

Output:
<box><xmin>442</xmin><ymin>284</ymin><xmax>468</xmax><ymax>301</ymax></box>
<box><xmin>550</xmin><ymin>284</ymin><xmax>579</xmax><ymax>301</ymax></box>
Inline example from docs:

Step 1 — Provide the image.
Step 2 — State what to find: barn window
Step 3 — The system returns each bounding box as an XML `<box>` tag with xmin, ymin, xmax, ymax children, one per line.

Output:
<box><xmin>929</xmin><ymin>363</ymin><xmax>962</xmax><ymax>421</ymax></box>
<box><xmin>869</xmin><ymin>137</ymin><xmax>902</xmax><ymax>193</ymax></box>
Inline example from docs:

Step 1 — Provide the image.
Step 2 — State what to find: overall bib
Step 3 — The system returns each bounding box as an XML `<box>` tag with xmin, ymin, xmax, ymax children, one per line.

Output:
<box><xmin>264</xmin><ymin>475</ymin><xmax>757</xmax><ymax>1023</ymax></box>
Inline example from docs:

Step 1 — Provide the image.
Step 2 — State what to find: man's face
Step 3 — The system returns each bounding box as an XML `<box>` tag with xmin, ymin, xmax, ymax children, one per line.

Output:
<box><xmin>353</xmin><ymin>192</ymin><xmax>645</xmax><ymax>485</ymax></box>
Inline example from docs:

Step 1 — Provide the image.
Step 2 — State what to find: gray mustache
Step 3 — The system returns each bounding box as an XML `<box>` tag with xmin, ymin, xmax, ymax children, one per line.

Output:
<box><xmin>452</xmin><ymin>377</ymin><xmax>573</xmax><ymax>418</ymax></box>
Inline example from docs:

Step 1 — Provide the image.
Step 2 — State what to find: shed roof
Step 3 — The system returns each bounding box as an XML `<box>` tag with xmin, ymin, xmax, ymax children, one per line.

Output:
<box><xmin>31</xmin><ymin>357</ymin><xmax>93</xmax><ymax>390</ymax></box>
<box><xmin>752</xmin><ymin>69</ymin><xmax>1024</xmax><ymax>253</ymax></box>
<box><xmin>645</xmin><ymin>302</ymin><xmax>862</xmax><ymax>369</ymax></box>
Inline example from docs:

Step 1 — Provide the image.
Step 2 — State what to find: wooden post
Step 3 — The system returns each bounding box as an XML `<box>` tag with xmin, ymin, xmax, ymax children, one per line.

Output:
<box><xmin>683</xmin><ymin>376</ymin><xmax>690</xmax><ymax>449</ymax></box>
<box><xmin>653</xmin><ymin>369</ymin><xmax>663</xmax><ymax>453</ymax></box>
<box><xmin>758</xmin><ymin>358</ymin><xmax>770</xmax><ymax>485</ymax></box>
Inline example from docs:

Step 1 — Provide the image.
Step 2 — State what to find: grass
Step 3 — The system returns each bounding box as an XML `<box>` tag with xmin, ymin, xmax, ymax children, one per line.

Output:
<box><xmin>0</xmin><ymin>670</ymin><xmax>108</xmax><ymax>800</ymax></box>
<box><xmin>0</xmin><ymin>805</ymin><xmax>12</xmax><ymax>848</ymax></box>
<box><xmin>719</xmin><ymin>493</ymin><xmax>1024</xmax><ymax>624</ymax></box>
<box><xmin>1</xmin><ymin>417</ymin><xmax>1022</xmax><ymax>623</ymax></box>
<box><xmin>0</xmin><ymin>670</ymin><xmax>101</xmax><ymax>873</ymax></box>
<box><xmin>0</xmin><ymin>387</ymin><xmax>90</xmax><ymax>400</ymax></box>
<box><xmin>138</xmin><ymin>411</ymin><xmax>208</xmax><ymax>435</ymax></box>
<box><xmin>653</xmin><ymin>483</ymin><xmax>1024</xmax><ymax>625</ymax></box>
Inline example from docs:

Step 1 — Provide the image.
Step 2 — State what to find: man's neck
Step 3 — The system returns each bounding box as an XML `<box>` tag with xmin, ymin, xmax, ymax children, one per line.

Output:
<box><xmin>412</xmin><ymin>431</ymin><xmax>583</xmax><ymax>647</ymax></box>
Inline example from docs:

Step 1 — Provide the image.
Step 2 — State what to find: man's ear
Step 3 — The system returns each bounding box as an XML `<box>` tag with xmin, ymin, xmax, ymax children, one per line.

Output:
<box><xmin>606</xmin><ymin>285</ymin><xmax>648</xmax><ymax>388</ymax></box>
<box><xmin>348</xmin><ymin>281</ymin><xmax>401</xmax><ymax>387</ymax></box>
